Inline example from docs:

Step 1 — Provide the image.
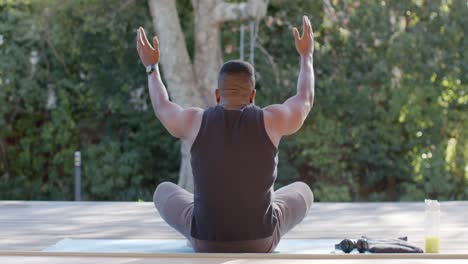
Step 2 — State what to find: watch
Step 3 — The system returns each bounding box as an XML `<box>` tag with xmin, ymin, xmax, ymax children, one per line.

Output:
<box><xmin>146</xmin><ymin>64</ymin><xmax>157</xmax><ymax>75</ymax></box>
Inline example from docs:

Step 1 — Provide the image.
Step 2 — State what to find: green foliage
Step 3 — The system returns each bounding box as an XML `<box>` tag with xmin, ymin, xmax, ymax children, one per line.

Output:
<box><xmin>223</xmin><ymin>0</ymin><xmax>467</xmax><ymax>201</ymax></box>
<box><xmin>0</xmin><ymin>0</ymin><xmax>179</xmax><ymax>200</ymax></box>
<box><xmin>0</xmin><ymin>0</ymin><xmax>466</xmax><ymax>201</ymax></box>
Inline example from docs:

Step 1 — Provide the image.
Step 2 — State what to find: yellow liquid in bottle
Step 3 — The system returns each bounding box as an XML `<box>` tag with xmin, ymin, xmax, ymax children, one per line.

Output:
<box><xmin>425</xmin><ymin>236</ymin><xmax>440</xmax><ymax>253</ymax></box>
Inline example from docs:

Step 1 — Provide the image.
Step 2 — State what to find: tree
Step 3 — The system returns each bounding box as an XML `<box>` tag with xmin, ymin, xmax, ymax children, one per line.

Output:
<box><xmin>147</xmin><ymin>0</ymin><xmax>268</xmax><ymax>191</ymax></box>
<box><xmin>1</xmin><ymin>0</ymin><xmax>465</xmax><ymax>201</ymax></box>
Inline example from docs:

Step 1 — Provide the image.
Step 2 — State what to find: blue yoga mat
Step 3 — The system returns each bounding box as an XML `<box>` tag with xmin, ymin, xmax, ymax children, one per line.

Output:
<box><xmin>44</xmin><ymin>238</ymin><xmax>347</xmax><ymax>254</ymax></box>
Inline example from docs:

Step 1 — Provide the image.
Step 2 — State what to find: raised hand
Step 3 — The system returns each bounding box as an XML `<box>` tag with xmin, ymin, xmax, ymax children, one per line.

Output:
<box><xmin>293</xmin><ymin>16</ymin><xmax>314</xmax><ymax>57</ymax></box>
<box><xmin>136</xmin><ymin>27</ymin><xmax>160</xmax><ymax>66</ymax></box>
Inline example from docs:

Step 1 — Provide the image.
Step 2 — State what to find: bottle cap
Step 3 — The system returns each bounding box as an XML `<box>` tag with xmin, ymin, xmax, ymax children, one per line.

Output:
<box><xmin>425</xmin><ymin>199</ymin><xmax>440</xmax><ymax>211</ymax></box>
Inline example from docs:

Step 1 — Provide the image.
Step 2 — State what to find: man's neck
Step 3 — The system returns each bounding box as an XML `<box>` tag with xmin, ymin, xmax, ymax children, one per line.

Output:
<box><xmin>219</xmin><ymin>100</ymin><xmax>251</xmax><ymax>110</ymax></box>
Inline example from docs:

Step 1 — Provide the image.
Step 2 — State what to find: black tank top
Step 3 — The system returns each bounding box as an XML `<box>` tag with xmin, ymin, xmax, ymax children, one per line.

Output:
<box><xmin>190</xmin><ymin>105</ymin><xmax>278</xmax><ymax>241</ymax></box>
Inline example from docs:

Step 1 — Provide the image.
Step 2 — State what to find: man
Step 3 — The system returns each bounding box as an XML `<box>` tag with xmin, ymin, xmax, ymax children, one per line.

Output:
<box><xmin>136</xmin><ymin>15</ymin><xmax>315</xmax><ymax>253</ymax></box>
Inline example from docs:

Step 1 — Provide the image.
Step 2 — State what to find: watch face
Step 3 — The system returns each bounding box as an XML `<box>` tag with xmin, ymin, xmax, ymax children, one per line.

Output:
<box><xmin>146</xmin><ymin>64</ymin><xmax>153</xmax><ymax>73</ymax></box>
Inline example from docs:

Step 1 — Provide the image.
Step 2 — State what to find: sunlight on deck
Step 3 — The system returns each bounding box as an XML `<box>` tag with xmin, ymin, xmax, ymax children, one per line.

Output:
<box><xmin>0</xmin><ymin>201</ymin><xmax>467</xmax><ymax>263</ymax></box>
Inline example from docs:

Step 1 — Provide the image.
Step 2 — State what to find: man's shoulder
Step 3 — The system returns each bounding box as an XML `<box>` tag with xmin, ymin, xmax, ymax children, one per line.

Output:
<box><xmin>262</xmin><ymin>104</ymin><xmax>288</xmax><ymax>122</ymax></box>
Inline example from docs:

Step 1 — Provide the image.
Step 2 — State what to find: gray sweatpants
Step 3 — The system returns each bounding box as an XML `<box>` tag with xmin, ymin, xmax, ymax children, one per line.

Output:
<box><xmin>153</xmin><ymin>181</ymin><xmax>313</xmax><ymax>253</ymax></box>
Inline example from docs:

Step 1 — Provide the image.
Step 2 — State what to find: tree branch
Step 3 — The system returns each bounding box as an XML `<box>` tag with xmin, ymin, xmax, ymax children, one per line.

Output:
<box><xmin>214</xmin><ymin>0</ymin><xmax>268</xmax><ymax>22</ymax></box>
<box><xmin>191</xmin><ymin>0</ymin><xmax>198</xmax><ymax>9</ymax></box>
<box><xmin>42</xmin><ymin>8</ymin><xmax>70</xmax><ymax>76</ymax></box>
<box><xmin>147</xmin><ymin>0</ymin><xmax>205</xmax><ymax>107</ymax></box>
<box><xmin>256</xmin><ymin>40</ymin><xmax>280</xmax><ymax>87</ymax></box>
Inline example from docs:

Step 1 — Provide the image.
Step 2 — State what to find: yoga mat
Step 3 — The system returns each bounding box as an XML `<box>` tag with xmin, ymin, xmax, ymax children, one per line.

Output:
<box><xmin>43</xmin><ymin>238</ymin><xmax>348</xmax><ymax>254</ymax></box>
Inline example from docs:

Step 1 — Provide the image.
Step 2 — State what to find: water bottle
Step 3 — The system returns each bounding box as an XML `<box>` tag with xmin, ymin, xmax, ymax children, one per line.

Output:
<box><xmin>424</xmin><ymin>199</ymin><xmax>440</xmax><ymax>253</ymax></box>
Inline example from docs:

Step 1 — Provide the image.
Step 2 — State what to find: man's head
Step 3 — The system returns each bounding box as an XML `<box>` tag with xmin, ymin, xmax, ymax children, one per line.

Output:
<box><xmin>216</xmin><ymin>60</ymin><xmax>256</xmax><ymax>107</ymax></box>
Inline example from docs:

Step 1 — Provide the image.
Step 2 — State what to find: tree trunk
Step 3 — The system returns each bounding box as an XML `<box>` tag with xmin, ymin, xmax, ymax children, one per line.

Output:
<box><xmin>148</xmin><ymin>0</ymin><xmax>205</xmax><ymax>193</ymax></box>
<box><xmin>0</xmin><ymin>138</ymin><xmax>10</xmax><ymax>180</ymax></box>
<box><xmin>148</xmin><ymin>0</ymin><xmax>268</xmax><ymax>192</ymax></box>
<box><xmin>193</xmin><ymin>0</ymin><xmax>223</xmax><ymax>103</ymax></box>
<box><xmin>147</xmin><ymin>0</ymin><xmax>203</xmax><ymax>107</ymax></box>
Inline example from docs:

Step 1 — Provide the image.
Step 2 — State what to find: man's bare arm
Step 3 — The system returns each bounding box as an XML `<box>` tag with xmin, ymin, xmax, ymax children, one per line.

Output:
<box><xmin>267</xmin><ymin>55</ymin><xmax>314</xmax><ymax>135</ymax></box>
<box><xmin>137</xmin><ymin>27</ymin><xmax>202</xmax><ymax>141</ymax></box>
<box><xmin>264</xmin><ymin>16</ymin><xmax>315</xmax><ymax>142</ymax></box>
<box><xmin>148</xmin><ymin>67</ymin><xmax>202</xmax><ymax>139</ymax></box>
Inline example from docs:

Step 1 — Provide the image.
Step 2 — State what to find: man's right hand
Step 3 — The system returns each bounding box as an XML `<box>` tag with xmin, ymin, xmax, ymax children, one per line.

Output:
<box><xmin>293</xmin><ymin>16</ymin><xmax>314</xmax><ymax>57</ymax></box>
<box><xmin>136</xmin><ymin>27</ymin><xmax>160</xmax><ymax>66</ymax></box>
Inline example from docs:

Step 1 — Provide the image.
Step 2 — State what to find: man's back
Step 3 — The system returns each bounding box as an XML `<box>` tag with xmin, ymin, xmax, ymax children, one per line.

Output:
<box><xmin>137</xmin><ymin>15</ymin><xmax>315</xmax><ymax>252</ymax></box>
<box><xmin>190</xmin><ymin>105</ymin><xmax>278</xmax><ymax>241</ymax></box>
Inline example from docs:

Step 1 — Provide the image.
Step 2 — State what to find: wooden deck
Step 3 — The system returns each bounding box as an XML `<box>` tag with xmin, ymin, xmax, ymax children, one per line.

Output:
<box><xmin>0</xmin><ymin>201</ymin><xmax>467</xmax><ymax>263</ymax></box>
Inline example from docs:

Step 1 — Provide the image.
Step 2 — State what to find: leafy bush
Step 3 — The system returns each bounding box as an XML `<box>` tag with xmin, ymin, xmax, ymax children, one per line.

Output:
<box><xmin>0</xmin><ymin>0</ymin><xmax>466</xmax><ymax>201</ymax></box>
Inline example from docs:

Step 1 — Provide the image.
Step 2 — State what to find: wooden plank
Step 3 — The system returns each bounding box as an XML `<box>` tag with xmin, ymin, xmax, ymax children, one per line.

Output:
<box><xmin>0</xmin><ymin>201</ymin><xmax>467</xmax><ymax>255</ymax></box>
<box><xmin>0</xmin><ymin>251</ymin><xmax>468</xmax><ymax>259</ymax></box>
<box><xmin>2</xmin><ymin>256</ymin><xmax>468</xmax><ymax>264</ymax></box>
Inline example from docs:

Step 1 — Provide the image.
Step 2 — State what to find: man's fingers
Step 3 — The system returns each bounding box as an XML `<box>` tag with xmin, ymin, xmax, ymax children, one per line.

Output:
<box><xmin>137</xmin><ymin>31</ymin><xmax>144</xmax><ymax>55</ymax></box>
<box><xmin>302</xmin><ymin>16</ymin><xmax>307</xmax><ymax>37</ymax></box>
<box><xmin>140</xmin><ymin>27</ymin><xmax>152</xmax><ymax>49</ymax></box>
<box><xmin>152</xmin><ymin>36</ymin><xmax>159</xmax><ymax>50</ymax></box>
<box><xmin>136</xmin><ymin>29</ymin><xmax>142</xmax><ymax>49</ymax></box>
<box><xmin>138</xmin><ymin>28</ymin><xmax>144</xmax><ymax>46</ymax></box>
<box><xmin>293</xmin><ymin>27</ymin><xmax>300</xmax><ymax>42</ymax></box>
<box><xmin>307</xmin><ymin>17</ymin><xmax>313</xmax><ymax>36</ymax></box>
<box><xmin>304</xmin><ymin>16</ymin><xmax>311</xmax><ymax>37</ymax></box>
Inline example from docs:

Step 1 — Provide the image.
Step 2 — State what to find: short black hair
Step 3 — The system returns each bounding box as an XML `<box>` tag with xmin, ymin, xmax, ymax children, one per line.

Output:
<box><xmin>218</xmin><ymin>60</ymin><xmax>255</xmax><ymax>89</ymax></box>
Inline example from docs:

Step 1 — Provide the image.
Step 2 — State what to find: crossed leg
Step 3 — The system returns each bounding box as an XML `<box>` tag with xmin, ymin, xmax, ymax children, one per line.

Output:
<box><xmin>153</xmin><ymin>182</ymin><xmax>194</xmax><ymax>241</ymax></box>
<box><xmin>272</xmin><ymin>181</ymin><xmax>314</xmax><ymax>244</ymax></box>
<box><xmin>153</xmin><ymin>181</ymin><xmax>314</xmax><ymax>252</ymax></box>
